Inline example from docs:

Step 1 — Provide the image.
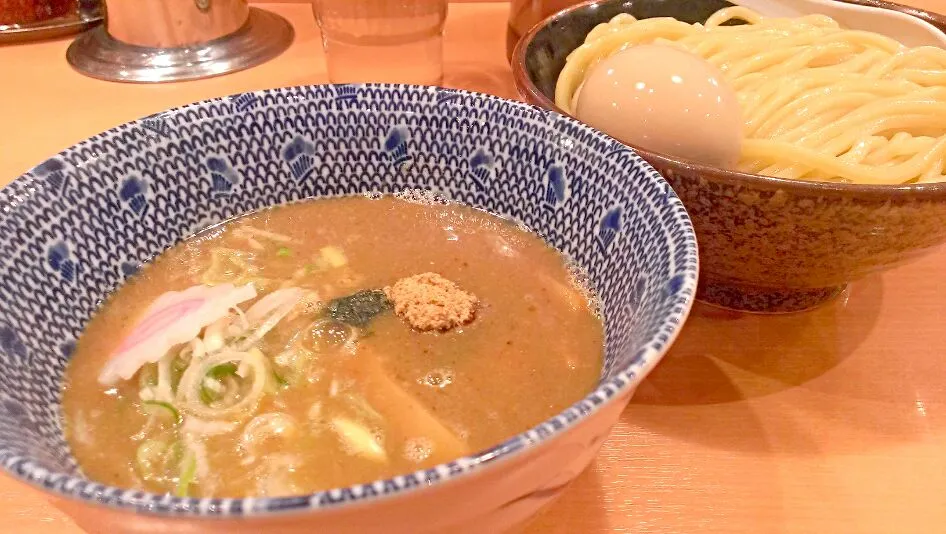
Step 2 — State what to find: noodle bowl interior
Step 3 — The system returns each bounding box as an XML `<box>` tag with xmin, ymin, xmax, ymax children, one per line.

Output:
<box><xmin>558</xmin><ymin>6</ymin><xmax>946</xmax><ymax>184</ymax></box>
<box><xmin>62</xmin><ymin>196</ymin><xmax>603</xmax><ymax>498</ymax></box>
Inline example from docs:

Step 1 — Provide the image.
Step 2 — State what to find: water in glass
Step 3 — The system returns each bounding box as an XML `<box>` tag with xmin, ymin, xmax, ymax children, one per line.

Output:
<box><xmin>314</xmin><ymin>0</ymin><xmax>448</xmax><ymax>85</ymax></box>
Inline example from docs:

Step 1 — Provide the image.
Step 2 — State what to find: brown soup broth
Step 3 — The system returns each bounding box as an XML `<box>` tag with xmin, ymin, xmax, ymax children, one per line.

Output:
<box><xmin>62</xmin><ymin>196</ymin><xmax>603</xmax><ymax>498</ymax></box>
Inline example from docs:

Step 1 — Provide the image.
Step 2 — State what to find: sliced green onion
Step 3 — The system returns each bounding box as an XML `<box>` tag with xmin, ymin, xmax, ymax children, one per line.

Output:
<box><xmin>175</xmin><ymin>448</ymin><xmax>197</xmax><ymax>497</ymax></box>
<box><xmin>199</xmin><ymin>383</ymin><xmax>220</xmax><ymax>405</ymax></box>
<box><xmin>141</xmin><ymin>401</ymin><xmax>182</xmax><ymax>425</ymax></box>
<box><xmin>277</xmin><ymin>247</ymin><xmax>292</xmax><ymax>257</ymax></box>
<box><xmin>177</xmin><ymin>350</ymin><xmax>269</xmax><ymax>420</ymax></box>
<box><xmin>207</xmin><ymin>362</ymin><xmax>238</xmax><ymax>380</ymax></box>
<box><xmin>199</xmin><ymin>363</ymin><xmax>241</xmax><ymax>405</ymax></box>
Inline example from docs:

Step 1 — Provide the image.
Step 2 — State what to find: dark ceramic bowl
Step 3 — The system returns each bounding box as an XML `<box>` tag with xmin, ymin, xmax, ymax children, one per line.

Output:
<box><xmin>513</xmin><ymin>0</ymin><xmax>946</xmax><ymax>313</ymax></box>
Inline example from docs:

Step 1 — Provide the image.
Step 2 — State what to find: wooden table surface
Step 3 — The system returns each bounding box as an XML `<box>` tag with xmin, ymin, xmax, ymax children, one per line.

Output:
<box><xmin>2</xmin><ymin>2</ymin><xmax>945</xmax><ymax>533</ymax></box>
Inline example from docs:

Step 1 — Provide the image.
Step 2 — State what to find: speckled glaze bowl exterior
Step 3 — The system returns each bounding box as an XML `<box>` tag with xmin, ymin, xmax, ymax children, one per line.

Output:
<box><xmin>0</xmin><ymin>85</ymin><xmax>698</xmax><ymax>533</ymax></box>
<box><xmin>512</xmin><ymin>0</ymin><xmax>946</xmax><ymax>312</ymax></box>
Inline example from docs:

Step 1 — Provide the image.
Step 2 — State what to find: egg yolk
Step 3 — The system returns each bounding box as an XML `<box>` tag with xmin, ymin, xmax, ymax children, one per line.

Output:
<box><xmin>575</xmin><ymin>44</ymin><xmax>743</xmax><ymax>169</ymax></box>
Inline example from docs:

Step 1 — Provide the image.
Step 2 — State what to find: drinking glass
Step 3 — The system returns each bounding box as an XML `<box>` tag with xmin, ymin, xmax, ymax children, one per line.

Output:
<box><xmin>313</xmin><ymin>0</ymin><xmax>449</xmax><ymax>86</ymax></box>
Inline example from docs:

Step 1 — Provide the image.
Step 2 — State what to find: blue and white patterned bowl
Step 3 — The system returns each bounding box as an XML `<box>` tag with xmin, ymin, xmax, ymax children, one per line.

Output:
<box><xmin>0</xmin><ymin>85</ymin><xmax>698</xmax><ymax>534</ymax></box>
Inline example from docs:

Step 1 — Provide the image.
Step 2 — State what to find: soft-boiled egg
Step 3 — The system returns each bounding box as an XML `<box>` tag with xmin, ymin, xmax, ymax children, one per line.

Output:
<box><xmin>575</xmin><ymin>44</ymin><xmax>743</xmax><ymax>169</ymax></box>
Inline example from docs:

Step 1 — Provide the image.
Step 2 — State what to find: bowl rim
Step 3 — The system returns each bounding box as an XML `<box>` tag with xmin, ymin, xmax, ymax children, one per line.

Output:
<box><xmin>511</xmin><ymin>0</ymin><xmax>946</xmax><ymax>199</ymax></box>
<box><xmin>0</xmin><ymin>83</ymin><xmax>700</xmax><ymax>519</ymax></box>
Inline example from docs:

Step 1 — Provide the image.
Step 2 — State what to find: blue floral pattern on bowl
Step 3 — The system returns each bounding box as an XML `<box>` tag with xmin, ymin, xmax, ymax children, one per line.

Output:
<box><xmin>0</xmin><ymin>84</ymin><xmax>698</xmax><ymax>518</ymax></box>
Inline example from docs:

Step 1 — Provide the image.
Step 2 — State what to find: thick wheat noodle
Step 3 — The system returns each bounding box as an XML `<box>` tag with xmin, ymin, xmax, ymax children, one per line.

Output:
<box><xmin>556</xmin><ymin>6</ymin><xmax>946</xmax><ymax>183</ymax></box>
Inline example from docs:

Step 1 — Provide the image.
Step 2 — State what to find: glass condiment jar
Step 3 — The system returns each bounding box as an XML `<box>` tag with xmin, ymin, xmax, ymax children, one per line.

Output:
<box><xmin>507</xmin><ymin>0</ymin><xmax>583</xmax><ymax>61</ymax></box>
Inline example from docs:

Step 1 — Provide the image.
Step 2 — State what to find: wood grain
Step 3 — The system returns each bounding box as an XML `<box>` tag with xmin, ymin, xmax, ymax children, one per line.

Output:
<box><xmin>0</xmin><ymin>2</ymin><xmax>944</xmax><ymax>533</ymax></box>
